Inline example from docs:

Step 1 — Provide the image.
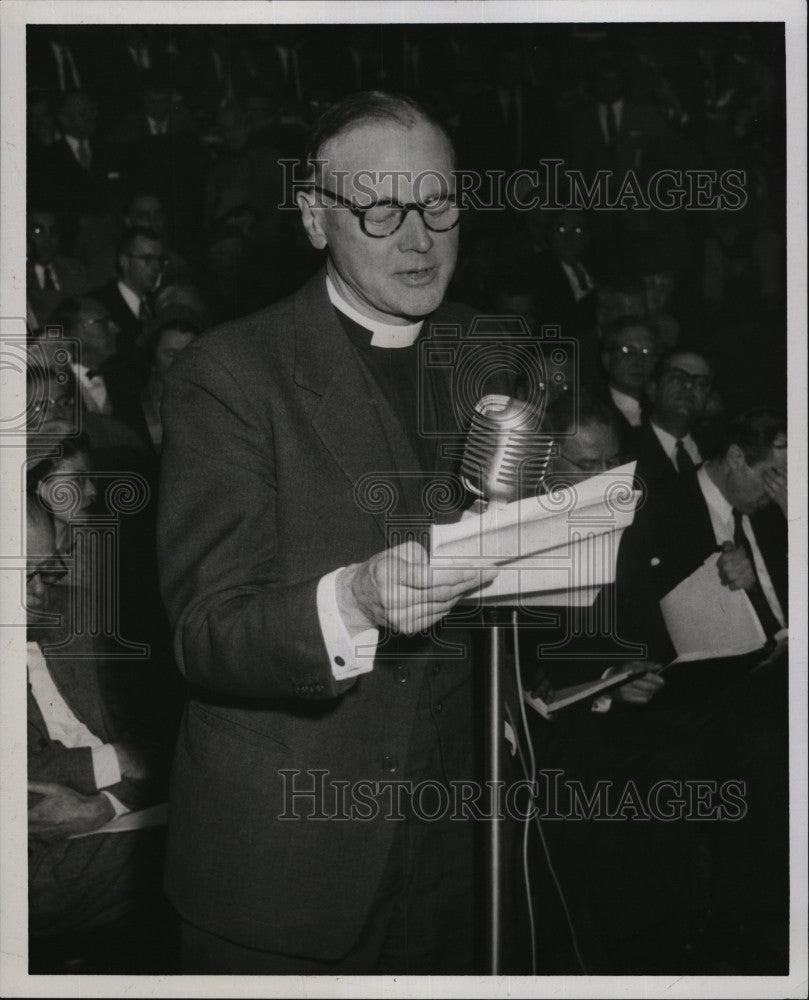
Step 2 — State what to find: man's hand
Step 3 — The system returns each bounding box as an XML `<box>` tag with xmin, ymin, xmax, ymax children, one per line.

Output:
<box><xmin>717</xmin><ymin>541</ymin><xmax>756</xmax><ymax>591</ymax></box>
<box><xmin>28</xmin><ymin>781</ymin><xmax>114</xmax><ymax>841</ymax></box>
<box><xmin>338</xmin><ymin>540</ymin><xmax>496</xmax><ymax>636</ymax></box>
<box><xmin>111</xmin><ymin>743</ymin><xmax>148</xmax><ymax>781</ymax></box>
<box><xmin>610</xmin><ymin>660</ymin><xmax>665</xmax><ymax>705</ymax></box>
<box><xmin>763</xmin><ymin>467</ymin><xmax>787</xmax><ymax>518</ymax></box>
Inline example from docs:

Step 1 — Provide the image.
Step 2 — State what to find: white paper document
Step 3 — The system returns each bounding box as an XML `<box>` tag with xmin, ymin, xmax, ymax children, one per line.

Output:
<box><xmin>430</xmin><ymin>463</ymin><xmax>641</xmax><ymax>606</ymax></box>
<box><xmin>659</xmin><ymin>552</ymin><xmax>768</xmax><ymax>658</ymax></box>
<box><xmin>68</xmin><ymin>802</ymin><xmax>168</xmax><ymax>839</ymax></box>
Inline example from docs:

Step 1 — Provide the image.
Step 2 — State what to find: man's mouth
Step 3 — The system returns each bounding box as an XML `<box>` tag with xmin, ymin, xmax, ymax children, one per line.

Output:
<box><xmin>397</xmin><ymin>266</ymin><xmax>437</xmax><ymax>285</ymax></box>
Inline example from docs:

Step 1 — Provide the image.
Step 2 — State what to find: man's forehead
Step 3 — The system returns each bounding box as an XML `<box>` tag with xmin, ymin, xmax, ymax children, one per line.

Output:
<box><xmin>321</xmin><ymin>121</ymin><xmax>454</xmax><ymax>193</ymax></box>
<box><xmin>664</xmin><ymin>352</ymin><xmax>710</xmax><ymax>375</ymax></box>
<box><xmin>614</xmin><ymin>326</ymin><xmax>655</xmax><ymax>347</ymax></box>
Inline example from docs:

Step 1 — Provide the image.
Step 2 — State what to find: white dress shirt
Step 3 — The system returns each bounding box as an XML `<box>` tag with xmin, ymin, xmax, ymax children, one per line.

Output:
<box><xmin>34</xmin><ymin>262</ymin><xmax>61</xmax><ymax>291</ymax></box>
<box><xmin>598</xmin><ymin>97</ymin><xmax>624</xmax><ymax>143</ymax></box>
<box><xmin>27</xmin><ymin>641</ymin><xmax>128</xmax><ymax>815</ymax></box>
<box><xmin>560</xmin><ymin>259</ymin><xmax>594</xmax><ymax>303</ymax></box>
<box><xmin>650</xmin><ymin>421</ymin><xmax>702</xmax><ymax>469</ymax></box>
<box><xmin>64</xmin><ymin>134</ymin><xmax>92</xmax><ymax>170</ymax></box>
<box><xmin>70</xmin><ymin>361</ymin><xmax>112</xmax><ymax>416</ymax></box>
<box><xmin>609</xmin><ymin>386</ymin><xmax>643</xmax><ymax>427</ymax></box>
<box><xmin>117</xmin><ymin>279</ymin><xmax>144</xmax><ymax>319</ymax></box>
<box><xmin>697</xmin><ymin>466</ymin><xmax>786</xmax><ymax>628</ymax></box>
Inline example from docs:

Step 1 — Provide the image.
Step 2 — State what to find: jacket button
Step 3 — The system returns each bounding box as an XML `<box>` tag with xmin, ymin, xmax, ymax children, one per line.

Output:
<box><xmin>334</xmin><ymin>656</ymin><xmax>345</xmax><ymax>667</ymax></box>
<box><xmin>382</xmin><ymin>754</ymin><xmax>398</xmax><ymax>774</ymax></box>
<box><xmin>434</xmin><ymin>701</ymin><xmax>443</xmax><ymax>714</ymax></box>
<box><xmin>432</xmin><ymin>663</ymin><xmax>441</xmax><ymax>676</ymax></box>
<box><xmin>396</xmin><ymin>664</ymin><xmax>410</xmax><ymax>683</ymax></box>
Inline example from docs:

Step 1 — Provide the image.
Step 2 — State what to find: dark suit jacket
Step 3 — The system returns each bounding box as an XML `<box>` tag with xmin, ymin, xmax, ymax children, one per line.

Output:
<box><xmin>629</xmin><ymin>419</ymin><xmax>682</xmax><ymax>501</ymax></box>
<box><xmin>28</xmin><ymin>588</ymin><xmax>166</xmax><ymax>934</ymax></box>
<box><xmin>90</xmin><ymin>281</ymin><xmax>146</xmax><ymax>366</ymax></box>
<box><xmin>27</xmin><ymin>256</ymin><xmax>89</xmax><ymax>326</ymax></box>
<box><xmin>158</xmin><ymin>270</ymin><xmax>502</xmax><ymax>959</ymax></box>
<box><xmin>27</xmin><ymin>137</ymin><xmax>111</xmax><ymax>221</ymax></box>
<box><xmin>627</xmin><ymin>468</ymin><xmax>788</xmax><ymax>638</ymax></box>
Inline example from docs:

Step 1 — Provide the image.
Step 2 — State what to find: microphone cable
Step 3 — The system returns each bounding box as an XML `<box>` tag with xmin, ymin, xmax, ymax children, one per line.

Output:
<box><xmin>509</xmin><ymin>608</ymin><xmax>589</xmax><ymax>975</ymax></box>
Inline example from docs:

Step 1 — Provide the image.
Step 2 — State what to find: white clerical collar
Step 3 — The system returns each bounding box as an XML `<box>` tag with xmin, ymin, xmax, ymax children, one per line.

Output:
<box><xmin>326</xmin><ymin>276</ymin><xmax>423</xmax><ymax>348</ymax></box>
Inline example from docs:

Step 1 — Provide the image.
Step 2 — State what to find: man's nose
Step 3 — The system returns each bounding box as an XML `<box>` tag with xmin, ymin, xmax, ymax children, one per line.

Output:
<box><xmin>397</xmin><ymin>210</ymin><xmax>434</xmax><ymax>253</ymax></box>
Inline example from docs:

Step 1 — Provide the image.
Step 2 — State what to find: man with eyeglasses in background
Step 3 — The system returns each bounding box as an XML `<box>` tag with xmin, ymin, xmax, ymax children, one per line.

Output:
<box><xmin>91</xmin><ymin>226</ymin><xmax>167</xmax><ymax>370</ymax></box>
<box><xmin>598</xmin><ymin>314</ymin><xmax>658</xmax><ymax>436</ymax></box>
<box><xmin>632</xmin><ymin>346</ymin><xmax>714</xmax><ymax>495</ymax></box>
<box><xmin>157</xmin><ymin>92</ymin><xmax>526</xmax><ymax>974</ymax></box>
<box><xmin>26</xmin><ymin>497</ymin><xmax>170</xmax><ymax>969</ymax></box>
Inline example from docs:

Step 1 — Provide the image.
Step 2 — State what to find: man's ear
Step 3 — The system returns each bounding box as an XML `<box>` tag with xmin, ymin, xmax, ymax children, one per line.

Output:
<box><xmin>296</xmin><ymin>191</ymin><xmax>328</xmax><ymax>251</ymax></box>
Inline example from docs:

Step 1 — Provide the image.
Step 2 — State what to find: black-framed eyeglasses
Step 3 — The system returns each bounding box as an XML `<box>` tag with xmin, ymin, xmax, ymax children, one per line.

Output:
<box><xmin>308</xmin><ymin>184</ymin><xmax>462</xmax><ymax>238</ymax></box>
<box><xmin>661</xmin><ymin>367</ymin><xmax>712</xmax><ymax>391</ymax></box>
<box><xmin>27</xmin><ymin>561</ymin><xmax>69</xmax><ymax>586</ymax></box>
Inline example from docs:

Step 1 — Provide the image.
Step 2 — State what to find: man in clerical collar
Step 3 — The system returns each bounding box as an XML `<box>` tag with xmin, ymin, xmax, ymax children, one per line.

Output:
<box><xmin>157</xmin><ymin>91</ymin><xmax>524</xmax><ymax>976</ymax></box>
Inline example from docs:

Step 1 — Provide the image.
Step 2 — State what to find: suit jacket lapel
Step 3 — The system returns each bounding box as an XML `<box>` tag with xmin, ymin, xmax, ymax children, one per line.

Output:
<box><xmin>293</xmin><ymin>272</ymin><xmax>422</xmax><ymax>537</ymax></box>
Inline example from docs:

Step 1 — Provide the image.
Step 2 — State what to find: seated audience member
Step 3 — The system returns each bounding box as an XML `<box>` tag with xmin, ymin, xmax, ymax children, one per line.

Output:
<box><xmin>90</xmin><ymin>228</ymin><xmax>166</xmax><ymax>370</ymax></box>
<box><xmin>594</xmin><ymin>276</ymin><xmax>647</xmax><ymax>340</ymax></box>
<box><xmin>632</xmin><ymin>346</ymin><xmax>713</xmax><ymax>494</ymax></box>
<box><xmin>106</xmin><ymin>68</ymin><xmax>203</xmax><ymax>248</ymax></box>
<box><xmin>123</xmin><ymin>192</ymin><xmax>196</xmax><ymax>286</ymax></box>
<box><xmin>28</xmin><ymin>90</ymin><xmax>118</xmax><ymax>286</ymax></box>
<box><xmin>634</xmin><ymin>407</ymin><xmax>787</xmax><ymax>638</ymax></box>
<box><xmin>27</xmin><ymin>435</ymin><xmax>98</xmax><ymax>590</ymax></box>
<box><xmin>521</xmin><ymin>395</ymin><xmax>788</xmax><ymax>973</ymax></box>
<box><xmin>26</xmin><ymin>498</ymin><xmax>175</xmax><ymax>972</ymax></box>
<box><xmin>47</xmin><ymin>296</ymin><xmax>153</xmax><ymax>448</ymax></box>
<box><xmin>153</xmin><ymin>283</ymin><xmax>212</xmax><ymax>328</ymax></box>
<box><xmin>202</xmin><ymin>102</ymin><xmax>285</xmax><ymax>247</ymax></box>
<box><xmin>203</xmin><ymin>223</ymin><xmax>270</xmax><ymax>322</ymax></box>
<box><xmin>27</xmin><ymin>209</ymin><xmax>89</xmax><ymax>325</ymax></box>
<box><xmin>642</xmin><ymin>269</ymin><xmax>680</xmax><ymax>350</ymax></box>
<box><xmin>597</xmin><ymin>316</ymin><xmax>658</xmax><ymax>436</ymax></box>
<box><xmin>140</xmin><ymin>307</ymin><xmax>203</xmax><ymax>451</ymax></box>
<box><xmin>533</xmin><ymin>209</ymin><xmax>597</xmax><ymax>342</ymax></box>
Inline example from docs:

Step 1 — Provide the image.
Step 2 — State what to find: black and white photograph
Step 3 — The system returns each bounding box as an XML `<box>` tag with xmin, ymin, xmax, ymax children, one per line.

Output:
<box><xmin>1</xmin><ymin>1</ymin><xmax>806</xmax><ymax>996</ymax></box>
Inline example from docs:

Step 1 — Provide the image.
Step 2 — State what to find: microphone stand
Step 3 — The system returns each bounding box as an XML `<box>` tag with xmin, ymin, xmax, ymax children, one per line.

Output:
<box><xmin>484</xmin><ymin>605</ymin><xmax>506</xmax><ymax>975</ymax></box>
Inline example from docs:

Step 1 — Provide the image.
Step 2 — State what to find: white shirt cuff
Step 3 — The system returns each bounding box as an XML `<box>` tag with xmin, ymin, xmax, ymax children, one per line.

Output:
<box><xmin>317</xmin><ymin>569</ymin><xmax>378</xmax><ymax>680</ymax></box>
<box><xmin>100</xmin><ymin>791</ymin><xmax>130</xmax><ymax>817</ymax></box>
<box><xmin>92</xmin><ymin>743</ymin><xmax>122</xmax><ymax>790</ymax></box>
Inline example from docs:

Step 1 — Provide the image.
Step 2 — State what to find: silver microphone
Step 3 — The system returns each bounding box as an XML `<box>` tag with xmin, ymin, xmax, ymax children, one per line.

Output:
<box><xmin>461</xmin><ymin>394</ymin><xmax>554</xmax><ymax>505</ymax></box>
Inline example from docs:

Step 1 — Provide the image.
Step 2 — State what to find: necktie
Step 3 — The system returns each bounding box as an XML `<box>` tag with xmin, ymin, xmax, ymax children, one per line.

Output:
<box><xmin>139</xmin><ymin>298</ymin><xmax>152</xmax><ymax>323</ymax></box>
<box><xmin>675</xmin><ymin>439</ymin><xmax>695</xmax><ymax>474</ymax></box>
<box><xmin>572</xmin><ymin>262</ymin><xmax>590</xmax><ymax>295</ymax></box>
<box><xmin>732</xmin><ymin>509</ymin><xmax>781</xmax><ymax>641</ymax></box>
<box><xmin>42</xmin><ymin>265</ymin><xmax>57</xmax><ymax>291</ymax></box>
<box><xmin>77</xmin><ymin>140</ymin><xmax>92</xmax><ymax>171</ymax></box>
<box><xmin>603</xmin><ymin>102</ymin><xmax>618</xmax><ymax>144</ymax></box>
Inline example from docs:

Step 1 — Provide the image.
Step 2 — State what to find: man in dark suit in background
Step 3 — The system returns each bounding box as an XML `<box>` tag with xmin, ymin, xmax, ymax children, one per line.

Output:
<box><xmin>596</xmin><ymin>315</ymin><xmax>658</xmax><ymax>439</ymax></box>
<box><xmin>27</xmin><ymin>209</ymin><xmax>89</xmax><ymax>326</ymax></box>
<box><xmin>158</xmin><ymin>92</ymin><xmax>521</xmax><ymax>975</ymax></box>
<box><xmin>91</xmin><ymin>228</ymin><xmax>165</xmax><ymax>368</ymax></box>
<box><xmin>632</xmin><ymin>346</ymin><xmax>713</xmax><ymax>498</ymax></box>
<box><xmin>26</xmin><ymin>498</ymin><xmax>169</xmax><ymax>967</ymax></box>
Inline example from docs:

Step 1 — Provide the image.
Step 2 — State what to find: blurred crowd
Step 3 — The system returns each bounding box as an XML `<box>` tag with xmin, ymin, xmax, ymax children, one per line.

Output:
<box><xmin>23</xmin><ymin>21</ymin><xmax>788</xmax><ymax>976</ymax></box>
